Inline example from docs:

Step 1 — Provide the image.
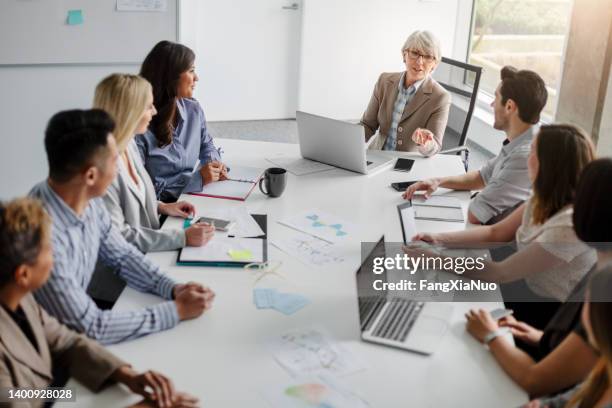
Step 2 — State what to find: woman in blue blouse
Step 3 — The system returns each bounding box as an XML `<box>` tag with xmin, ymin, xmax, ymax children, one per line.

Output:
<box><xmin>136</xmin><ymin>40</ymin><xmax>227</xmax><ymax>202</ymax></box>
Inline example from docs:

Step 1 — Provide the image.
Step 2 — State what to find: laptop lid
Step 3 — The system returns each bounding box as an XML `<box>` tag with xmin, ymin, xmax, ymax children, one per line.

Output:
<box><xmin>397</xmin><ymin>201</ymin><xmax>417</xmax><ymax>244</ymax></box>
<box><xmin>296</xmin><ymin>111</ymin><xmax>369</xmax><ymax>174</ymax></box>
<box><xmin>356</xmin><ymin>236</ymin><xmax>388</xmax><ymax>332</ymax></box>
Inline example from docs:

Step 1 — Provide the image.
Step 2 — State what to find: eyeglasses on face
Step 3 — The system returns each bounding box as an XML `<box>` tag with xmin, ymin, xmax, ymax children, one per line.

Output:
<box><xmin>405</xmin><ymin>49</ymin><xmax>436</xmax><ymax>63</ymax></box>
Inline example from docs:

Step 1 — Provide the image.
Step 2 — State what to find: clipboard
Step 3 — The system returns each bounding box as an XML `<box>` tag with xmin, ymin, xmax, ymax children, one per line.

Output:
<box><xmin>177</xmin><ymin>214</ymin><xmax>268</xmax><ymax>267</ymax></box>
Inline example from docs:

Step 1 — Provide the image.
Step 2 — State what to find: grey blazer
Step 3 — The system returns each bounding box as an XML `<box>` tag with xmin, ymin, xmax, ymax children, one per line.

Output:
<box><xmin>103</xmin><ymin>140</ymin><xmax>185</xmax><ymax>253</ymax></box>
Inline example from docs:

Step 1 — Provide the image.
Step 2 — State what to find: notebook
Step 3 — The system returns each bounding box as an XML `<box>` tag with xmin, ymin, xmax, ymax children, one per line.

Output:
<box><xmin>178</xmin><ymin>237</ymin><xmax>266</xmax><ymax>266</ymax></box>
<box><xmin>177</xmin><ymin>214</ymin><xmax>268</xmax><ymax>267</ymax></box>
<box><xmin>190</xmin><ymin>165</ymin><xmax>264</xmax><ymax>201</ymax></box>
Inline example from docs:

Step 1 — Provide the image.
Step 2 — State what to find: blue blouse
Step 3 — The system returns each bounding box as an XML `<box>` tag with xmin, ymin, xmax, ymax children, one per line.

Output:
<box><xmin>135</xmin><ymin>98</ymin><xmax>222</xmax><ymax>198</ymax></box>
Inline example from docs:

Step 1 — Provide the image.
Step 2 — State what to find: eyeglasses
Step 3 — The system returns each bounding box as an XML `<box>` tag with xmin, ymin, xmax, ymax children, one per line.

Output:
<box><xmin>405</xmin><ymin>49</ymin><xmax>436</xmax><ymax>63</ymax></box>
<box><xmin>244</xmin><ymin>260</ymin><xmax>284</xmax><ymax>284</ymax></box>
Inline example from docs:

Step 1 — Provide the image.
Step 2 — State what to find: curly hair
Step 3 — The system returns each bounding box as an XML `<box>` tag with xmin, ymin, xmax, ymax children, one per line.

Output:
<box><xmin>0</xmin><ymin>198</ymin><xmax>50</xmax><ymax>287</ymax></box>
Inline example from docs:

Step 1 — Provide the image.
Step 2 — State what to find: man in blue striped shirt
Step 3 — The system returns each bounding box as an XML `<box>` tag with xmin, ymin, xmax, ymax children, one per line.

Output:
<box><xmin>29</xmin><ymin>109</ymin><xmax>215</xmax><ymax>345</ymax></box>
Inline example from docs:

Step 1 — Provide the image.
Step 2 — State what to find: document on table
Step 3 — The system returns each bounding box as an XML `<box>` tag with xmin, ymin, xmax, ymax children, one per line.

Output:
<box><xmin>412</xmin><ymin>196</ymin><xmax>464</xmax><ymax>222</ymax></box>
<box><xmin>116</xmin><ymin>0</ymin><xmax>167</xmax><ymax>11</ymax></box>
<box><xmin>178</xmin><ymin>236</ymin><xmax>264</xmax><ymax>263</ymax></box>
<box><xmin>225</xmin><ymin>165</ymin><xmax>264</xmax><ymax>182</ymax></box>
<box><xmin>271</xmin><ymin>228</ymin><xmax>345</xmax><ymax>268</ymax></box>
<box><xmin>278</xmin><ymin>209</ymin><xmax>356</xmax><ymax>244</ymax></box>
<box><xmin>262</xmin><ymin>375</ymin><xmax>371</xmax><ymax>408</ymax></box>
<box><xmin>198</xmin><ymin>207</ymin><xmax>264</xmax><ymax>238</ymax></box>
<box><xmin>412</xmin><ymin>195</ymin><xmax>462</xmax><ymax>208</ymax></box>
<box><xmin>269</xmin><ymin>328</ymin><xmax>366</xmax><ymax>377</ymax></box>
<box><xmin>266</xmin><ymin>156</ymin><xmax>335</xmax><ymax>176</ymax></box>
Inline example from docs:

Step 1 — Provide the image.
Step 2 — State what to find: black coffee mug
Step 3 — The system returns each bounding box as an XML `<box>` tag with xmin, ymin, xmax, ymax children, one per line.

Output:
<box><xmin>259</xmin><ymin>167</ymin><xmax>287</xmax><ymax>198</ymax></box>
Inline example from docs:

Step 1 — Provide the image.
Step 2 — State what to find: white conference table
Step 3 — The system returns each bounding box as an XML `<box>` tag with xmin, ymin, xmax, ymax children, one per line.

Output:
<box><xmin>63</xmin><ymin>139</ymin><xmax>527</xmax><ymax>408</ymax></box>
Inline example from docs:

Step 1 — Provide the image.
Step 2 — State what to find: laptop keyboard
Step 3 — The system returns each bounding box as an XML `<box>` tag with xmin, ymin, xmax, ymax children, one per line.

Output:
<box><xmin>371</xmin><ymin>298</ymin><xmax>424</xmax><ymax>342</ymax></box>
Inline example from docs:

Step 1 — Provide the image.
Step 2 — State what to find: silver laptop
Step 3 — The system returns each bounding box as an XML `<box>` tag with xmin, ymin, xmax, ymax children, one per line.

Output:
<box><xmin>356</xmin><ymin>236</ymin><xmax>453</xmax><ymax>354</ymax></box>
<box><xmin>296</xmin><ymin>111</ymin><xmax>394</xmax><ymax>174</ymax></box>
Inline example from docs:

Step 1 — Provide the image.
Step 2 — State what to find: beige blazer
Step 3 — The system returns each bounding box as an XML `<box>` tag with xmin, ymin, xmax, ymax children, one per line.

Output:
<box><xmin>361</xmin><ymin>72</ymin><xmax>451</xmax><ymax>154</ymax></box>
<box><xmin>0</xmin><ymin>295</ymin><xmax>126</xmax><ymax>407</ymax></box>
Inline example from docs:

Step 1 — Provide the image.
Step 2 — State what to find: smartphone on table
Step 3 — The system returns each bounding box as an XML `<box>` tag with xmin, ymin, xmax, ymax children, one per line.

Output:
<box><xmin>391</xmin><ymin>181</ymin><xmax>418</xmax><ymax>191</ymax></box>
<box><xmin>195</xmin><ymin>216</ymin><xmax>234</xmax><ymax>232</ymax></box>
<box><xmin>393</xmin><ymin>158</ymin><xmax>415</xmax><ymax>172</ymax></box>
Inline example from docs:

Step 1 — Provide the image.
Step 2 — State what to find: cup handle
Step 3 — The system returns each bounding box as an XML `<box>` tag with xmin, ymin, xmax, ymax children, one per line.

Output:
<box><xmin>259</xmin><ymin>177</ymin><xmax>269</xmax><ymax>195</ymax></box>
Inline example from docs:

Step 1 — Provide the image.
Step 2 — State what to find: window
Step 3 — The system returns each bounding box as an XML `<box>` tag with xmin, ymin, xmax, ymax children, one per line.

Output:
<box><xmin>468</xmin><ymin>0</ymin><xmax>573</xmax><ymax>120</ymax></box>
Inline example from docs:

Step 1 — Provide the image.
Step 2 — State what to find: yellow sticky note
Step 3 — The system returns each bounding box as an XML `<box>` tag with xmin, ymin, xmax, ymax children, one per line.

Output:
<box><xmin>228</xmin><ymin>249</ymin><xmax>253</xmax><ymax>261</ymax></box>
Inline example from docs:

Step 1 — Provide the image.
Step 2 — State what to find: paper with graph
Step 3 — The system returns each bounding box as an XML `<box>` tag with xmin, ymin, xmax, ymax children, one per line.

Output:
<box><xmin>278</xmin><ymin>210</ymin><xmax>356</xmax><ymax>243</ymax></box>
<box><xmin>262</xmin><ymin>375</ymin><xmax>370</xmax><ymax>408</ymax></box>
<box><xmin>271</xmin><ymin>228</ymin><xmax>346</xmax><ymax>268</ymax></box>
<box><xmin>269</xmin><ymin>328</ymin><xmax>366</xmax><ymax>378</ymax></box>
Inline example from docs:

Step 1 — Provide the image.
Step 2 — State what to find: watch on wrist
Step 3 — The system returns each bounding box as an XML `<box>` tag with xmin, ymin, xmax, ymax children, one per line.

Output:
<box><xmin>483</xmin><ymin>327</ymin><xmax>510</xmax><ymax>345</ymax></box>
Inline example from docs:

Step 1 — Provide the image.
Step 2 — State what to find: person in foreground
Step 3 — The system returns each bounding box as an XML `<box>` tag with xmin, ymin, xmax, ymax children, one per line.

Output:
<box><xmin>361</xmin><ymin>30</ymin><xmax>450</xmax><ymax>156</ymax></box>
<box><xmin>404</xmin><ymin>66</ymin><xmax>548</xmax><ymax>224</ymax></box>
<box><xmin>94</xmin><ymin>73</ymin><xmax>214</xmax><ymax>253</ymax></box>
<box><xmin>29</xmin><ymin>109</ymin><xmax>214</xmax><ymax>345</ymax></box>
<box><xmin>522</xmin><ymin>265</ymin><xmax>612</xmax><ymax>408</ymax></box>
<box><xmin>0</xmin><ymin>198</ymin><xmax>198</xmax><ymax>408</ymax></box>
<box><xmin>462</xmin><ymin>159</ymin><xmax>612</xmax><ymax>398</ymax></box>
<box><xmin>136</xmin><ymin>40</ymin><xmax>227</xmax><ymax>202</ymax></box>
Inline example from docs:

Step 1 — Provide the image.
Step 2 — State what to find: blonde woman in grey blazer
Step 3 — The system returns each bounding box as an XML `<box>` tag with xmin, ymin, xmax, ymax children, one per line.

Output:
<box><xmin>94</xmin><ymin>73</ymin><xmax>214</xmax><ymax>253</ymax></box>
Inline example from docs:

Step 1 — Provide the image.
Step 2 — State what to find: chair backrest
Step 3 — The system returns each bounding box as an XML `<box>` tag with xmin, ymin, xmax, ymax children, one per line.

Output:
<box><xmin>431</xmin><ymin>57</ymin><xmax>482</xmax><ymax>151</ymax></box>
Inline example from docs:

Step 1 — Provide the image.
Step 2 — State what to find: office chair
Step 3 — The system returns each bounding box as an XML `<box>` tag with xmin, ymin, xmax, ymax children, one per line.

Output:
<box><xmin>432</xmin><ymin>57</ymin><xmax>482</xmax><ymax>172</ymax></box>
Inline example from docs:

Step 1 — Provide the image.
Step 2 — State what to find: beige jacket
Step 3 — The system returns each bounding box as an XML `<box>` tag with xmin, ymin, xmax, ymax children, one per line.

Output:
<box><xmin>0</xmin><ymin>295</ymin><xmax>127</xmax><ymax>407</ymax></box>
<box><xmin>361</xmin><ymin>72</ymin><xmax>451</xmax><ymax>154</ymax></box>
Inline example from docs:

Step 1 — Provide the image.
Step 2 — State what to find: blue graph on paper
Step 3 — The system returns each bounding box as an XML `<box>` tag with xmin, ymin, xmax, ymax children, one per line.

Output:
<box><xmin>305</xmin><ymin>215</ymin><xmax>348</xmax><ymax>237</ymax></box>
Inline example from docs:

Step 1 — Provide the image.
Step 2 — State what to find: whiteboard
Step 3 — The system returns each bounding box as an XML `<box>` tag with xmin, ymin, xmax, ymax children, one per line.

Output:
<box><xmin>0</xmin><ymin>0</ymin><xmax>178</xmax><ymax>66</ymax></box>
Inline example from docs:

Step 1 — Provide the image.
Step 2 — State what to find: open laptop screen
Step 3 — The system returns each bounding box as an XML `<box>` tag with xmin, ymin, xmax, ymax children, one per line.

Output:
<box><xmin>356</xmin><ymin>236</ymin><xmax>388</xmax><ymax>332</ymax></box>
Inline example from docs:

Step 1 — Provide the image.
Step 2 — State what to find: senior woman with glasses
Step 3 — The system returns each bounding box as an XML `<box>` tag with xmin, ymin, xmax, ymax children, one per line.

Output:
<box><xmin>361</xmin><ymin>30</ymin><xmax>451</xmax><ymax>156</ymax></box>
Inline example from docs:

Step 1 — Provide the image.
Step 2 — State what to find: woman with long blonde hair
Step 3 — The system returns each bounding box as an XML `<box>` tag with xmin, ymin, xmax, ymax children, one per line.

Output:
<box><xmin>93</xmin><ymin>73</ymin><xmax>214</xmax><ymax>253</ymax></box>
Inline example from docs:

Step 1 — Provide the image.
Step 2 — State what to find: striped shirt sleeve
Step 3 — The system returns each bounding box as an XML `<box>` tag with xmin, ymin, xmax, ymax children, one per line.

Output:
<box><xmin>34</xmin><ymin>240</ymin><xmax>179</xmax><ymax>345</ymax></box>
<box><xmin>96</xmin><ymin>201</ymin><xmax>177</xmax><ymax>300</ymax></box>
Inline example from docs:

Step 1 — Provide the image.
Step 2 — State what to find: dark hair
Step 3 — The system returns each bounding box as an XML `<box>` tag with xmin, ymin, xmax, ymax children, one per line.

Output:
<box><xmin>573</xmin><ymin>159</ymin><xmax>612</xmax><ymax>247</ymax></box>
<box><xmin>567</xmin><ymin>266</ymin><xmax>612</xmax><ymax>408</ymax></box>
<box><xmin>140</xmin><ymin>40</ymin><xmax>195</xmax><ymax>147</ymax></box>
<box><xmin>45</xmin><ymin>109</ymin><xmax>115</xmax><ymax>182</ymax></box>
<box><xmin>531</xmin><ymin>124</ymin><xmax>595</xmax><ymax>225</ymax></box>
<box><xmin>0</xmin><ymin>198</ymin><xmax>50</xmax><ymax>287</ymax></box>
<box><xmin>499</xmin><ymin>66</ymin><xmax>548</xmax><ymax>124</ymax></box>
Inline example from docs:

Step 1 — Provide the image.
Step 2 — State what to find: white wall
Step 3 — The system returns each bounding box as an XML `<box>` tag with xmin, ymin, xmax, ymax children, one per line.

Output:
<box><xmin>0</xmin><ymin>64</ymin><xmax>140</xmax><ymax>200</ymax></box>
<box><xmin>297</xmin><ymin>0</ymin><xmax>460</xmax><ymax>119</ymax></box>
<box><xmin>187</xmin><ymin>0</ymin><xmax>302</xmax><ymax>121</ymax></box>
<box><xmin>0</xmin><ymin>2</ymin><xmax>195</xmax><ymax>200</ymax></box>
